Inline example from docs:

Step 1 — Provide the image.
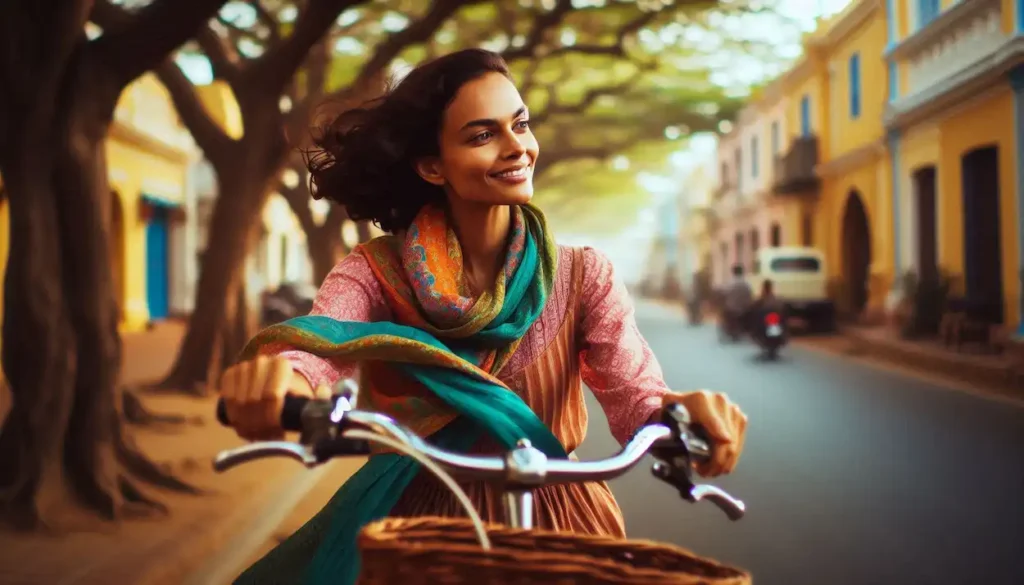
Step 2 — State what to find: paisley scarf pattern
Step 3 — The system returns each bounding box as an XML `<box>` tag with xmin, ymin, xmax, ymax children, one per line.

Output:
<box><xmin>234</xmin><ymin>203</ymin><xmax>561</xmax><ymax>585</ymax></box>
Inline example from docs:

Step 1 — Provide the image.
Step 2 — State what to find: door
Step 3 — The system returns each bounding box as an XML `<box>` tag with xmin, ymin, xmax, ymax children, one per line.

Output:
<box><xmin>961</xmin><ymin>146</ymin><xmax>1003</xmax><ymax>323</ymax></box>
<box><xmin>146</xmin><ymin>206</ymin><xmax>170</xmax><ymax>320</ymax></box>
<box><xmin>914</xmin><ymin>166</ymin><xmax>938</xmax><ymax>284</ymax></box>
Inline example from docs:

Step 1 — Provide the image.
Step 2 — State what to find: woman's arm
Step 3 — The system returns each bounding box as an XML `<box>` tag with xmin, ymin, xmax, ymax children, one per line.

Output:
<box><xmin>578</xmin><ymin>247</ymin><xmax>672</xmax><ymax>446</ymax></box>
<box><xmin>258</xmin><ymin>250</ymin><xmax>390</xmax><ymax>391</ymax></box>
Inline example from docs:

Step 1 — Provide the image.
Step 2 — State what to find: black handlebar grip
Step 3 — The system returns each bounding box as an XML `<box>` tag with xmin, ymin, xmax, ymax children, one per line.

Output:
<box><xmin>215</xmin><ymin>395</ymin><xmax>311</xmax><ymax>432</ymax></box>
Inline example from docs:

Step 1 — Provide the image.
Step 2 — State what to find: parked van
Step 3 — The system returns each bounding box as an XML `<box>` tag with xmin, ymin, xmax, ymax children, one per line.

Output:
<box><xmin>748</xmin><ymin>247</ymin><xmax>835</xmax><ymax>332</ymax></box>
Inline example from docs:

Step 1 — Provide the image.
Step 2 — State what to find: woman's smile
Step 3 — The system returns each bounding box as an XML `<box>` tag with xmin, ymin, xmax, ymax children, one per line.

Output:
<box><xmin>489</xmin><ymin>162</ymin><xmax>533</xmax><ymax>185</ymax></box>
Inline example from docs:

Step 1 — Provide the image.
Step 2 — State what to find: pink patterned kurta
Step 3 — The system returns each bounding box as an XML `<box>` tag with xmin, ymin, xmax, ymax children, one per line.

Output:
<box><xmin>278</xmin><ymin>245</ymin><xmax>671</xmax><ymax>446</ymax></box>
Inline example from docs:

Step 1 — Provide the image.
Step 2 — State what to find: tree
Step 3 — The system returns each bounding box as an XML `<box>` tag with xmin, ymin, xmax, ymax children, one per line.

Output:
<box><xmin>0</xmin><ymin>0</ymin><xmax>226</xmax><ymax>529</ymax></box>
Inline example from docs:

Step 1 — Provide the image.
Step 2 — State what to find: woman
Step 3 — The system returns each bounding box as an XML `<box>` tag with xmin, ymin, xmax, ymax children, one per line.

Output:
<box><xmin>219</xmin><ymin>49</ymin><xmax>748</xmax><ymax>585</ymax></box>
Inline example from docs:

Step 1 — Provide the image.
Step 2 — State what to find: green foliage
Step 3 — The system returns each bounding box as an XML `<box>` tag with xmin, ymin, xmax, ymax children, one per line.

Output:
<box><xmin>178</xmin><ymin>0</ymin><xmax>798</xmax><ymax>231</ymax></box>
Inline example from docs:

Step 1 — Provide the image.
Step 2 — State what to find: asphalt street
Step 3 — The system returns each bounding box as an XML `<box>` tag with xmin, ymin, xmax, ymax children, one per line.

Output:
<box><xmin>575</xmin><ymin>301</ymin><xmax>1024</xmax><ymax>585</ymax></box>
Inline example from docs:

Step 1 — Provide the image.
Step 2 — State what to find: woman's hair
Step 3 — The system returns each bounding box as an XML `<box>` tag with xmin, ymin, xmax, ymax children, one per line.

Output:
<box><xmin>305</xmin><ymin>49</ymin><xmax>512</xmax><ymax>233</ymax></box>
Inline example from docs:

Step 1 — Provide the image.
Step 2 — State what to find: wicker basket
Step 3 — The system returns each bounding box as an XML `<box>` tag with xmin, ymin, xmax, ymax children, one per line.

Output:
<box><xmin>357</xmin><ymin>517</ymin><xmax>751</xmax><ymax>585</ymax></box>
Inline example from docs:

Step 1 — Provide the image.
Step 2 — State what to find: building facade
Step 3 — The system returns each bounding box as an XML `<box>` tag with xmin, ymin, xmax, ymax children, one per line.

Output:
<box><xmin>885</xmin><ymin>0</ymin><xmax>1024</xmax><ymax>331</ymax></box>
<box><xmin>712</xmin><ymin>0</ymin><xmax>1024</xmax><ymax>332</ymax></box>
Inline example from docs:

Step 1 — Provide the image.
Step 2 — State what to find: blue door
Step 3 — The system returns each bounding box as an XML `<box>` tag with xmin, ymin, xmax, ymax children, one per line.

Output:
<box><xmin>146</xmin><ymin>206</ymin><xmax>170</xmax><ymax>320</ymax></box>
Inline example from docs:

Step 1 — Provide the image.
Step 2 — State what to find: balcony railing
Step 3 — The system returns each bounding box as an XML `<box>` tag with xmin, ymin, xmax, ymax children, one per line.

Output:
<box><xmin>772</xmin><ymin>136</ymin><xmax>821</xmax><ymax>196</ymax></box>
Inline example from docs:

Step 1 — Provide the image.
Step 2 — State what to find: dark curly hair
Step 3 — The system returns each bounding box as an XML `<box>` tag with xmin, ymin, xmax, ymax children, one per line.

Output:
<box><xmin>305</xmin><ymin>49</ymin><xmax>512</xmax><ymax>234</ymax></box>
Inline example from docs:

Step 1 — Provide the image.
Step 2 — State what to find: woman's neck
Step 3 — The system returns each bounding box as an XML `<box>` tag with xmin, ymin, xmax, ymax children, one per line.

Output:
<box><xmin>447</xmin><ymin>201</ymin><xmax>511</xmax><ymax>293</ymax></box>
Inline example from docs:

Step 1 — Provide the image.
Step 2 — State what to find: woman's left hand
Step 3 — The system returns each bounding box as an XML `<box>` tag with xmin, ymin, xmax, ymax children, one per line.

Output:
<box><xmin>659</xmin><ymin>391</ymin><xmax>748</xmax><ymax>478</ymax></box>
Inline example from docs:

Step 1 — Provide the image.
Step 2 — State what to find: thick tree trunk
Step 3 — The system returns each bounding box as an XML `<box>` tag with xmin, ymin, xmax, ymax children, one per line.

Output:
<box><xmin>0</xmin><ymin>54</ymin><xmax>193</xmax><ymax>530</ymax></box>
<box><xmin>158</xmin><ymin>137</ymin><xmax>284</xmax><ymax>392</ymax></box>
<box><xmin>309</xmin><ymin>227</ymin><xmax>344</xmax><ymax>286</ymax></box>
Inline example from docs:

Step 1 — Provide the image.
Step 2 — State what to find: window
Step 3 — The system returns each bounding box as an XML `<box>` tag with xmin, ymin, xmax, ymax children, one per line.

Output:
<box><xmin>751</xmin><ymin>136</ymin><xmax>759</xmax><ymax>178</ymax></box>
<box><xmin>770</xmin><ymin>223</ymin><xmax>782</xmax><ymax>247</ymax></box>
<box><xmin>749</xmin><ymin>229</ymin><xmax>760</xmax><ymax>271</ymax></box>
<box><xmin>802</xmin><ymin>213</ymin><xmax>813</xmax><ymax>246</ymax></box>
<box><xmin>800</xmin><ymin>95</ymin><xmax>811</xmax><ymax>136</ymax></box>
<box><xmin>917</xmin><ymin>0</ymin><xmax>940</xmax><ymax>28</ymax></box>
<box><xmin>734</xmin><ymin>149</ymin><xmax>742</xmax><ymax>189</ymax></box>
<box><xmin>849</xmin><ymin>52</ymin><xmax>861</xmax><ymax>119</ymax></box>
<box><xmin>771</xmin><ymin>121</ymin><xmax>780</xmax><ymax>157</ymax></box>
<box><xmin>770</xmin><ymin>257</ymin><xmax>821</xmax><ymax>272</ymax></box>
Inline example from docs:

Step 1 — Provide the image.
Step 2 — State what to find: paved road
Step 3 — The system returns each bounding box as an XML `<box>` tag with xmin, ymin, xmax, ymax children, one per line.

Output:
<box><xmin>575</xmin><ymin>302</ymin><xmax>1024</xmax><ymax>585</ymax></box>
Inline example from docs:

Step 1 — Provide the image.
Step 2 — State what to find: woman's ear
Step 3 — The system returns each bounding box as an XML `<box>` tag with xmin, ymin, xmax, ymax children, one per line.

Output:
<box><xmin>414</xmin><ymin>157</ymin><xmax>446</xmax><ymax>186</ymax></box>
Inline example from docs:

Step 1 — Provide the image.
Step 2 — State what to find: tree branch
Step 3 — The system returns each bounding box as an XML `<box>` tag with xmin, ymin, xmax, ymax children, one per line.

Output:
<box><xmin>346</xmin><ymin>0</ymin><xmax>488</xmax><ymax>97</ymax></box>
<box><xmin>247</xmin><ymin>0</ymin><xmax>369</xmax><ymax>97</ymax></box>
<box><xmin>250</xmin><ymin>0</ymin><xmax>282</xmax><ymax>44</ymax></box>
<box><xmin>154</xmin><ymin>61</ymin><xmax>235</xmax><ymax>165</ymax></box>
<box><xmin>544</xmin><ymin>9</ymin><xmax>659</xmax><ymax>59</ymax></box>
<box><xmin>195</xmin><ymin>25</ymin><xmax>242</xmax><ymax>82</ymax></box>
<box><xmin>532</xmin><ymin>66</ymin><xmax>650</xmax><ymax>125</ymax></box>
<box><xmin>279</xmin><ymin>182</ymin><xmax>317</xmax><ymax>236</ymax></box>
<box><xmin>499</xmin><ymin>0</ymin><xmax>576</xmax><ymax>61</ymax></box>
<box><xmin>89</xmin><ymin>0</ymin><xmax>228</xmax><ymax>86</ymax></box>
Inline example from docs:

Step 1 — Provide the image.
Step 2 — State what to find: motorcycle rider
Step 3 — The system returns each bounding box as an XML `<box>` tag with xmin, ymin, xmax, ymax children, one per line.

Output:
<box><xmin>749</xmin><ymin>279</ymin><xmax>784</xmax><ymax>326</ymax></box>
<box><xmin>723</xmin><ymin>264</ymin><xmax>753</xmax><ymax>334</ymax></box>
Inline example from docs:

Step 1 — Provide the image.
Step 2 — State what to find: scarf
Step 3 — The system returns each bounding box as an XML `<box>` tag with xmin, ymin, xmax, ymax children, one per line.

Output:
<box><xmin>234</xmin><ymin>204</ymin><xmax>562</xmax><ymax>585</ymax></box>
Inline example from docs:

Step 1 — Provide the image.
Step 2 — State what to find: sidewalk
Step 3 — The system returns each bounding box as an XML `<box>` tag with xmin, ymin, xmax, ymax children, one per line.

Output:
<box><xmin>0</xmin><ymin>322</ymin><xmax>342</xmax><ymax>585</ymax></box>
<box><xmin>829</xmin><ymin>325</ymin><xmax>1024</xmax><ymax>401</ymax></box>
<box><xmin>640</xmin><ymin>297</ymin><xmax>1024</xmax><ymax>402</ymax></box>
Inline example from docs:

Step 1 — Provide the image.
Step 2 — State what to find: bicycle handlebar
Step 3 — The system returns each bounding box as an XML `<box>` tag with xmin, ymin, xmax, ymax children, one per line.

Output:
<box><xmin>212</xmin><ymin>383</ymin><xmax>745</xmax><ymax>521</ymax></box>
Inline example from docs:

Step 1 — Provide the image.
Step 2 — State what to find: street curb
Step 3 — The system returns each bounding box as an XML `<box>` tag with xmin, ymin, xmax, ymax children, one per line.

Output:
<box><xmin>798</xmin><ymin>332</ymin><xmax>1024</xmax><ymax>405</ymax></box>
<box><xmin>637</xmin><ymin>296</ymin><xmax>1024</xmax><ymax>405</ymax></box>
<box><xmin>132</xmin><ymin>467</ymin><xmax>318</xmax><ymax>585</ymax></box>
<box><xmin>175</xmin><ymin>466</ymin><xmax>331</xmax><ymax>585</ymax></box>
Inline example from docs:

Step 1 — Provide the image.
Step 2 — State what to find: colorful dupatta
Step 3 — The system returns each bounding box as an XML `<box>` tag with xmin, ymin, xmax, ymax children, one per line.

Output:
<box><xmin>234</xmin><ymin>204</ymin><xmax>564</xmax><ymax>585</ymax></box>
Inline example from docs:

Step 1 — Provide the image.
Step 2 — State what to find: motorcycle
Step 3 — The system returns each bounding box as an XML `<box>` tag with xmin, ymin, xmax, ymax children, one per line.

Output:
<box><xmin>754</xmin><ymin>309</ymin><xmax>787</xmax><ymax>360</ymax></box>
<box><xmin>212</xmin><ymin>381</ymin><xmax>748</xmax><ymax>584</ymax></box>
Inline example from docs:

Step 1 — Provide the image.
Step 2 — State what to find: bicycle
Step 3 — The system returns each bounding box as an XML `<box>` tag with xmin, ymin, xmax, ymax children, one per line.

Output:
<box><xmin>213</xmin><ymin>380</ymin><xmax>750</xmax><ymax>584</ymax></box>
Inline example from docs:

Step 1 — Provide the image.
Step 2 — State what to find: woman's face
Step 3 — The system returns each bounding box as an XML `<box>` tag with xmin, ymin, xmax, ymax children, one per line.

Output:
<box><xmin>415</xmin><ymin>72</ymin><xmax>539</xmax><ymax>206</ymax></box>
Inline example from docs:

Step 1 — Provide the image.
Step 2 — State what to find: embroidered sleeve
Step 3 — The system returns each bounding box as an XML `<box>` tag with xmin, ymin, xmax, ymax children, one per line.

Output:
<box><xmin>578</xmin><ymin>246</ymin><xmax>671</xmax><ymax>446</ymax></box>
<box><xmin>259</xmin><ymin>250</ymin><xmax>389</xmax><ymax>390</ymax></box>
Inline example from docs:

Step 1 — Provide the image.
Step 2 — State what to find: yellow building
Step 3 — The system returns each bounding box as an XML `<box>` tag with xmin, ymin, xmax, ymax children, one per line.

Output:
<box><xmin>885</xmin><ymin>0</ymin><xmax>1024</xmax><ymax>330</ymax></box>
<box><xmin>788</xmin><ymin>0</ymin><xmax>894</xmax><ymax>318</ymax></box>
<box><xmin>0</xmin><ymin>72</ymin><xmax>199</xmax><ymax>333</ymax></box>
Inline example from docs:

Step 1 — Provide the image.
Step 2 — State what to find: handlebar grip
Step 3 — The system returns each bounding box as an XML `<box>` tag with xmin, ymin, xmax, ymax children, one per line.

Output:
<box><xmin>215</xmin><ymin>395</ymin><xmax>311</xmax><ymax>432</ymax></box>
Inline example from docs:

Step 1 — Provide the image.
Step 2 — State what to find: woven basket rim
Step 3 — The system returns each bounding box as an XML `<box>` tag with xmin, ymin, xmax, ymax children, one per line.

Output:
<box><xmin>358</xmin><ymin>516</ymin><xmax>750</xmax><ymax>582</ymax></box>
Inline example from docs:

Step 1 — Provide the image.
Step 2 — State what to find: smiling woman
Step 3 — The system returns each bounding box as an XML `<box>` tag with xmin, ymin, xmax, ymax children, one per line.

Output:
<box><xmin>224</xmin><ymin>49</ymin><xmax>748</xmax><ymax>585</ymax></box>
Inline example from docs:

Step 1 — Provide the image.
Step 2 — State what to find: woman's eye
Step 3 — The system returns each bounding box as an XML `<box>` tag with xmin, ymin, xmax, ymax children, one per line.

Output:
<box><xmin>471</xmin><ymin>131</ymin><xmax>493</xmax><ymax>143</ymax></box>
<box><xmin>515</xmin><ymin>120</ymin><xmax>530</xmax><ymax>130</ymax></box>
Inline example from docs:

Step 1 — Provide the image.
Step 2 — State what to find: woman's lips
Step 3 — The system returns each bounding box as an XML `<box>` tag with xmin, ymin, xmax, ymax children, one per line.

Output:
<box><xmin>490</xmin><ymin>165</ymin><xmax>532</xmax><ymax>185</ymax></box>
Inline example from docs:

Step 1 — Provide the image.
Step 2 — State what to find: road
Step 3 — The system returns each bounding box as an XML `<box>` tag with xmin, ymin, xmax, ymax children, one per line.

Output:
<box><xmin>575</xmin><ymin>302</ymin><xmax>1024</xmax><ymax>585</ymax></box>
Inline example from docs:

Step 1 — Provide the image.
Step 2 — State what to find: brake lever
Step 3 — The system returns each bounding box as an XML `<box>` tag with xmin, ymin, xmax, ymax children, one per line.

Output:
<box><xmin>649</xmin><ymin>403</ymin><xmax>746</xmax><ymax>521</ymax></box>
<box><xmin>214</xmin><ymin>441</ymin><xmax>318</xmax><ymax>472</ymax></box>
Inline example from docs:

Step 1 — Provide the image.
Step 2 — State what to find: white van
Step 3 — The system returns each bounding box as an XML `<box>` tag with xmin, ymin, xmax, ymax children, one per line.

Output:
<box><xmin>748</xmin><ymin>247</ymin><xmax>835</xmax><ymax>332</ymax></box>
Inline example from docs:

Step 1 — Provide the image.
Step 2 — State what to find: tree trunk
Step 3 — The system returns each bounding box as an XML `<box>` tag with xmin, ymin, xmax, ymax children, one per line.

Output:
<box><xmin>158</xmin><ymin>135</ymin><xmax>284</xmax><ymax>392</ymax></box>
<box><xmin>309</xmin><ymin>226</ymin><xmax>344</xmax><ymax>286</ymax></box>
<box><xmin>0</xmin><ymin>54</ymin><xmax>193</xmax><ymax>530</ymax></box>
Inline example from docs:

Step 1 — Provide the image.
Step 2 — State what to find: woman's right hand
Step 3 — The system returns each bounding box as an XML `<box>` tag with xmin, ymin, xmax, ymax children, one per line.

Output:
<box><xmin>219</xmin><ymin>355</ymin><xmax>313</xmax><ymax>441</ymax></box>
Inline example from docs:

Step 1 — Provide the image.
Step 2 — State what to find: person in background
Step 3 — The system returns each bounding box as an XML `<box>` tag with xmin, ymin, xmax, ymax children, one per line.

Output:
<box><xmin>723</xmin><ymin>263</ymin><xmax>753</xmax><ymax>332</ymax></box>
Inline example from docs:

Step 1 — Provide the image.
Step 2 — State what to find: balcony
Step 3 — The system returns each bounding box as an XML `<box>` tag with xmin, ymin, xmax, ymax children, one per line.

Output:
<box><xmin>772</xmin><ymin>136</ymin><xmax>821</xmax><ymax>196</ymax></box>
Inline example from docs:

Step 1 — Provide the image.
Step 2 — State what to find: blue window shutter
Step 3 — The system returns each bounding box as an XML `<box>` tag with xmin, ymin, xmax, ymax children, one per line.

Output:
<box><xmin>849</xmin><ymin>53</ymin><xmax>861</xmax><ymax>118</ymax></box>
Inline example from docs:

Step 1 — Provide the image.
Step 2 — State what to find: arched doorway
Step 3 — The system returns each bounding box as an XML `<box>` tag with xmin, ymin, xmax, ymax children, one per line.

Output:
<box><xmin>841</xmin><ymin>190</ymin><xmax>872</xmax><ymax>316</ymax></box>
<box><xmin>109</xmin><ymin>192</ymin><xmax>125</xmax><ymax>321</ymax></box>
<box><xmin>961</xmin><ymin>145</ymin><xmax>1003</xmax><ymax>323</ymax></box>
